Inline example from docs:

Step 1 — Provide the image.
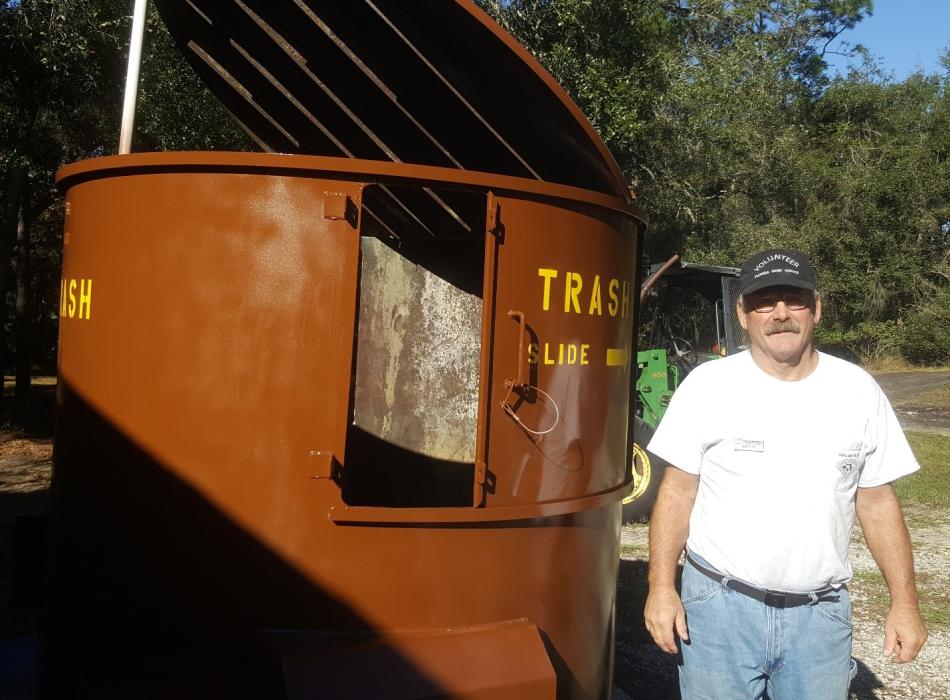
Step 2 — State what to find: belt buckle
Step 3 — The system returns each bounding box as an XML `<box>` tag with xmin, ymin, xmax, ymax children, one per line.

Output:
<box><xmin>764</xmin><ymin>591</ymin><xmax>787</xmax><ymax>608</ymax></box>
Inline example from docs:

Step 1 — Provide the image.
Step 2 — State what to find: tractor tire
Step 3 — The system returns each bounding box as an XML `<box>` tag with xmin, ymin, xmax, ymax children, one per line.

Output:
<box><xmin>622</xmin><ymin>417</ymin><xmax>667</xmax><ymax>523</ymax></box>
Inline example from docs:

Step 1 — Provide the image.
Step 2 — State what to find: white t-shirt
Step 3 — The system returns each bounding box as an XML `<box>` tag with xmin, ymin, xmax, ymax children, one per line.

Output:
<box><xmin>648</xmin><ymin>350</ymin><xmax>919</xmax><ymax>592</ymax></box>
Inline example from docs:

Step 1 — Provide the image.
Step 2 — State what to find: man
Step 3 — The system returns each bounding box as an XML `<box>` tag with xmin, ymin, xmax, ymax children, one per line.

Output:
<box><xmin>643</xmin><ymin>248</ymin><xmax>927</xmax><ymax>699</ymax></box>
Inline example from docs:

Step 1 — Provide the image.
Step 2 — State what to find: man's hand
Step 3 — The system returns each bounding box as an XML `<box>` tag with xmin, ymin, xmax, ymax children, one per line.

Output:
<box><xmin>856</xmin><ymin>483</ymin><xmax>928</xmax><ymax>664</ymax></box>
<box><xmin>646</xmin><ymin>466</ymin><xmax>699</xmax><ymax>654</ymax></box>
<box><xmin>645</xmin><ymin>585</ymin><xmax>688</xmax><ymax>654</ymax></box>
<box><xmin>883</xmin><ymin>603</ymin><xmax>928</xmax><ymax>663</ymax></box>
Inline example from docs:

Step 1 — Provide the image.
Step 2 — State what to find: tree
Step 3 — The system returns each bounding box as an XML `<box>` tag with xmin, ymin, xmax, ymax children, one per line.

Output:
<box><xmin>483</xmin><ymin>0</ymin><xmax>948</xmax><ymax>363</ymax></box>
<box><xmin>0</xmin><ymin>1</ymin><xmax>250</xmax><ymax>426</ymax></box>
<box><xmin>0</xmin><ymin>0</ymin><xmax>128</xmax><ymax>422</ymax></box>
<box><xmin>134</xmin><ymin>2</ymin><xmax>251</xmax><ymax>152</ymax></box>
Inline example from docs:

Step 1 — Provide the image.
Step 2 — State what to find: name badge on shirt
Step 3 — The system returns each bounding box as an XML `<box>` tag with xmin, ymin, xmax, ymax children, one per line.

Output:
<box><xmin>734</xmin><ymin>438</ymin><xmax>765</xmax><ymax>452</ymax></box>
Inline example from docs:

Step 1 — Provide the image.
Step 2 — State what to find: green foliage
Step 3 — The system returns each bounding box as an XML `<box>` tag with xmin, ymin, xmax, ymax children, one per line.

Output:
<box><xmin>0</xmin><ymin>0</ymin><xmax>250</xmax><ymax>382</ymax></box>
<box><xmin>486</xmin><ymin>0</ymin><xmax>948</xmax><ymax>367</ymax></box>
<box><xmin>135</xmin><ymin>4</ymin><xmax>250</xmax><ymax>151</ymax></box>
<box><xmin>0</xmin><ymin>0</ymin><xmax>947</xmax><ymax>381</ymax></box>
<box><xmin>814</xmin><ymin>320</ymin><xmax>901</xmax><ymax>362</ymax></box>
<box><xmin>899</xmin><ymin>288</ymin><xmax>950</xmax><ymax>366</ymax></box>
<box><xmin>0</xmin><ymin>0</ymin><xmax>130</xmax><ymax>381</ymax></box>
<box><xmin>1</xmin><ymin>0</ymin><xmax>126</xmax><ymax>194</ymax></box>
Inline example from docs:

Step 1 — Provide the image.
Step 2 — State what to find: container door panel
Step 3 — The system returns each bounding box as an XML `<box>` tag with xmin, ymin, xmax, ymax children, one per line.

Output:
<box><xmin>480</xmin><ymin>196</ymin><xmax>638</xmax><ymax>506</ymax></box>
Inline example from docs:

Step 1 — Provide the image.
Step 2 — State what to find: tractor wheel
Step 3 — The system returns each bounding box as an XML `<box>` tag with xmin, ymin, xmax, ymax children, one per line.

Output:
<box><xmin>622</xmin><ymin>417</ymin><xmax>667</xmax><ymax>523</ymax></box>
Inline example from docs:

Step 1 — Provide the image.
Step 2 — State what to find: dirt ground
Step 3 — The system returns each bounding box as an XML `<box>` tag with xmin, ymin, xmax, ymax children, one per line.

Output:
<box><xmin>875</xmin><ymin>370</ymin><xmax>950</xmax><ymax>436</ymax></box>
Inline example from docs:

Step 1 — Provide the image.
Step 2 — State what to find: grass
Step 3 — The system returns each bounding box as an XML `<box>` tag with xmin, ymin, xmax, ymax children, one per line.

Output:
<box><xmin>863</xmin><ymin>357</ymin><xmax>919</xmax><ymax>373</ymax></box>
<box><xmin>855</xmin><ymin>432</ymin><xmax>950</xmax><ymax>630</ymax></box>
<box><xmin>916</xmin><ymin>572</ymin><xmax>950</xmax><ymax>627</ymax></box>
<box><xmin>901</xmin><ymin>509</ymin><xmax>949</xmax><ymax>530</ymax></box>
<box><xmin>620</xmin><ymin>542</ymin><xmax>649</xmax><ymax>559</ymax></box>
<box><xmin>894</xmin><ymin>432</ymin><xmax>950</xmax><ymax>506</ymax></box>
<box><xmin>863</xmin><ymin>358</ymin><xmax>948</xmax><ymax>374</ymax></box>
<box><xmin>850</xmin><ymin>569</ymin><xmax>950</xmax><ymax>628</ymax></box>
<box><xmin>850</xmin><ymin>570</ymin><xmax>890</xmax><ymax>616</ymax></box>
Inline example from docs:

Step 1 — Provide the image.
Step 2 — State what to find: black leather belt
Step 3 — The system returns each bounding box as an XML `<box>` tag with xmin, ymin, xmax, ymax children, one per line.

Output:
<box><xmin>685</xmin><ymin>553</ymin><xmax>840</xmax><ymax>608</ymax></box>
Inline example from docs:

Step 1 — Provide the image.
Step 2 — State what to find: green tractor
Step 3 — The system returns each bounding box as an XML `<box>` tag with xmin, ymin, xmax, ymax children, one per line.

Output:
<box><xmin>622</xmin><ymin>256</ymin><xmax>747</xmax><ymax>522</ymax></box>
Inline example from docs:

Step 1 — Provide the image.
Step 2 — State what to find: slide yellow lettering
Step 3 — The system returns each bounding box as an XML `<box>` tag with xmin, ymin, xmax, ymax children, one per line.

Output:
<box><xmin>538</xmin><ymin>268</ymin><xmax>558</xmax><ymax>311</ymax></box>
<box><xmin>533</xmin><ymin>343</ymin><xmax>594</xmax><ymax>365</ymax></box>
<box><xmin>78</xmin><ymin>279</ymin><xmax>92</xmax><ymax>319</ymax></box>
<box><xmin>621</xmin><ymin>281</ymin><xmax>630</xmax><ymax>319</ymax></box>
<box><xmin>67</xmin><ymin>279</ymin><xmax>77</xmax><ymax>318</ymax></box>
<box><xmin>608</xmin><ymin>279</ymin><xmax>619</xmax><ymax>317</ymax></box>
<box><xmin>564</xmin><ymin>272</ymin><xmax>582</xmax><ymax>313</ymax></box>
<box><xmin>60</xmin><ymin>278</ymin><xmax>66</xmax><ymax>318</ymax></box>
<box><xmin>588</xmin><ymin>274</ymin><xmax>603</xmax><ymax>315</ymax></box>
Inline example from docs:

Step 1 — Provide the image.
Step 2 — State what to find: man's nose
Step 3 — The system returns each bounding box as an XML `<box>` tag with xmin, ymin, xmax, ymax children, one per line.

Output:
<box><xmin>771</xmin><ymin>301</ymin><xmax>792</xmax><ymax>319</ymax></box>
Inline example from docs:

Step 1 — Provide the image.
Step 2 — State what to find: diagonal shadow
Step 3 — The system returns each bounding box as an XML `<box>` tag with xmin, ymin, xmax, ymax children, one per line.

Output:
<box><xmin>848</xmin><ymin>657</ymin><xmax>886</xmax><ymax>700</ymax></box>
<box><xmin>613</xmin><ymin>558</ymin><xmax>681</xmax><ymax>700</ymax></box>
<box><xmin>40</xmin><ymin>381</ymin><xmax>447</xmax><ymax>699</ymax></box>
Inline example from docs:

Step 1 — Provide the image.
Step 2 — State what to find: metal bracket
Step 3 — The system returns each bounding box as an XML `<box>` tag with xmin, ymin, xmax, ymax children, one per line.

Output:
<box><xmin>307</xmin><ymin>451</ymin><xmax>341</xmax><ymax>480</ymax></box>
<box><xmin>486</xmin><ymin>191</ymin><xmax>502</xmax><ymax>237</ymax></box>
<box><xmin>475</xmin><ymin>460</ymin><xmax>487</xmax><ymax>487</ymax></box>
<box><xmin>323</xmin><ymin>192</ymin><xmax>359</xmax><ymax>228</ymax></box>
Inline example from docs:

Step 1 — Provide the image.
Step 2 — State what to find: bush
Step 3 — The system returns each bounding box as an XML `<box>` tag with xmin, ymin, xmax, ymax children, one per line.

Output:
<box><xmin>899</xmin><ymin>294</ymin><xmax>950</xmax><ymax>366</ymax></box>
<box><xmin>815</xmin><ymin>320</ymin><xmax>901</xmax><ymax>364</ymax></box>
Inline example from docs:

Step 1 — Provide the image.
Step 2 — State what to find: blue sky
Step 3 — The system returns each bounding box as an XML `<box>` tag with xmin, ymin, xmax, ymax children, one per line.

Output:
<box><xmin>823</xmin><ymin>0</ymin><xmax>950</xmax><ymax>80</ymax></box>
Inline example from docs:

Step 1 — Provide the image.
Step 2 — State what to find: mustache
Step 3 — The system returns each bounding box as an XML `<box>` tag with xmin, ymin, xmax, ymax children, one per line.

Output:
<box><xmin>764</xmin><ymin>319</ymin><xmax>801</xmax><ymax>335</ymax></box>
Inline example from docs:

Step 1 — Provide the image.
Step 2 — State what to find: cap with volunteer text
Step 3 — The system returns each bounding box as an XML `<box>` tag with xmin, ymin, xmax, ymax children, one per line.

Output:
<box><xmin>739</xmin><ymin>249</ymin><xmax>816</xmax><ymax>296</ymax></box>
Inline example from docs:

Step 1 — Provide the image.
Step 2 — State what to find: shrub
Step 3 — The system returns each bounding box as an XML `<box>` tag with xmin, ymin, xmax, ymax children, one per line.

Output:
<box><xmin>815</xmin><ymin>320</ymin><xmax>901</xmax><ymax>364</ymax></box>
<box><xmin>899</xmin><ymin>294</ymin><xmax>950</xmax><ymax>366</ymax></box>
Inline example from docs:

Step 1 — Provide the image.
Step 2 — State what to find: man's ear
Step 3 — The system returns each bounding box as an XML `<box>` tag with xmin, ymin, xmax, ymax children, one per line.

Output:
<box><xmin>814</xmin><ymin>293</ymin><xmax>822</xmax><ymax>324</ymax></box>
<box><xmin>737</xmin><ymin>300</ymin><xmax>748</xmax><ymax>330</ymax></box>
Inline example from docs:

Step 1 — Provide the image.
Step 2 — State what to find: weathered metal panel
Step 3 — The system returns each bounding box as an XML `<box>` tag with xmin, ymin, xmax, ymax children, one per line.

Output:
<box><xmin>353</xmin><ymin>236</ymin><xmax>481</xmax><ymax>462</ymax></box>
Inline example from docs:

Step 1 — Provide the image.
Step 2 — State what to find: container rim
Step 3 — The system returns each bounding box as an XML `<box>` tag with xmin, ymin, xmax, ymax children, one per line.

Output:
<box><xmin>56</xmin><ymin>151</ymin><xmax>648</xmax><ymax>227</ymax></box>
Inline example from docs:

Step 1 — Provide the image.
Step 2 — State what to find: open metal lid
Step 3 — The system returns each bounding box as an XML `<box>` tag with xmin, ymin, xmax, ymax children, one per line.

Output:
<box><xmin>154</xmin><ymin>0</ymin><xmax>630</xmax><ymax>204</ymax></box>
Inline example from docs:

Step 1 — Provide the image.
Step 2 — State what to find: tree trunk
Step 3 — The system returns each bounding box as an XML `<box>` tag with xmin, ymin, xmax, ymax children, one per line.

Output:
<box><xmin>15</xmin><ymin>179</ymin><xmax>33</xmax><ymax>426</ymax></box>
<box><xmin>0</xmin><ymin>166</ymin><xmax>26</xmax><ymax>419</ymax></box>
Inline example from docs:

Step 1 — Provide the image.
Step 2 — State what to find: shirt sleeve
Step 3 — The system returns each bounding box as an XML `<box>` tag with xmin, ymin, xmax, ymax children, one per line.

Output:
<box><xmin>859</xmin><ymin>383</ymin><xmax>920</xmax><ymax>487</ymax></box>
<box><xmin>646</xmin><ymin>367</ymin><xmax>708</xmax><ymax>474</ymax></box>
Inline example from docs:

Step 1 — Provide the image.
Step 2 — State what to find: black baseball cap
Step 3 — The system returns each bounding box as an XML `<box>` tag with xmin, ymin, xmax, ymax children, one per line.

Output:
<box><xmin>739</xmin><ymin>249</ymin><xmax>816</xmax><ymax>296</ymax></box>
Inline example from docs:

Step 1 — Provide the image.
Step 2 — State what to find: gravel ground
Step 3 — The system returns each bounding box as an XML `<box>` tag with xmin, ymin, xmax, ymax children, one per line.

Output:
<box><xmin>615</xmin><ymin>516</ymin><xmax>950</xmax><ymax>699</ymax></box>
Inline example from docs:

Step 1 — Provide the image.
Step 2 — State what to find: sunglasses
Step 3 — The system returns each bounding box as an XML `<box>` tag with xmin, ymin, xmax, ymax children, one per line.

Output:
<box><xmin>747</xmin><ymin>293</ymin><xmax>812</xmax><ymax>314</ymax></box>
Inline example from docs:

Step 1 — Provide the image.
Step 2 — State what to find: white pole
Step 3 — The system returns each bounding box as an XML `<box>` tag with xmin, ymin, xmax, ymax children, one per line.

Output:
<box><xmin>118</xmin><ymin>0</ymin><xmax>148</xmax><ymax>155</ymax></box>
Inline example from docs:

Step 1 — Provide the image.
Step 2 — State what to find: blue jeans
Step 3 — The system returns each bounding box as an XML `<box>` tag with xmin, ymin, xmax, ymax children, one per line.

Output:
<box><xmin>679</xmin><ymin>552</ymin><xmax>855</xmax><ymax>700</ymax></box>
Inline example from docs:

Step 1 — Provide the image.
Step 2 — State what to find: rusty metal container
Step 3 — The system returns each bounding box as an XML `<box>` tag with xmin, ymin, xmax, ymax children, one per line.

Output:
<box><xmin>44</xmin><ymin>2</ymin><xmax>647</xmax><ymax>698</ymax></box>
